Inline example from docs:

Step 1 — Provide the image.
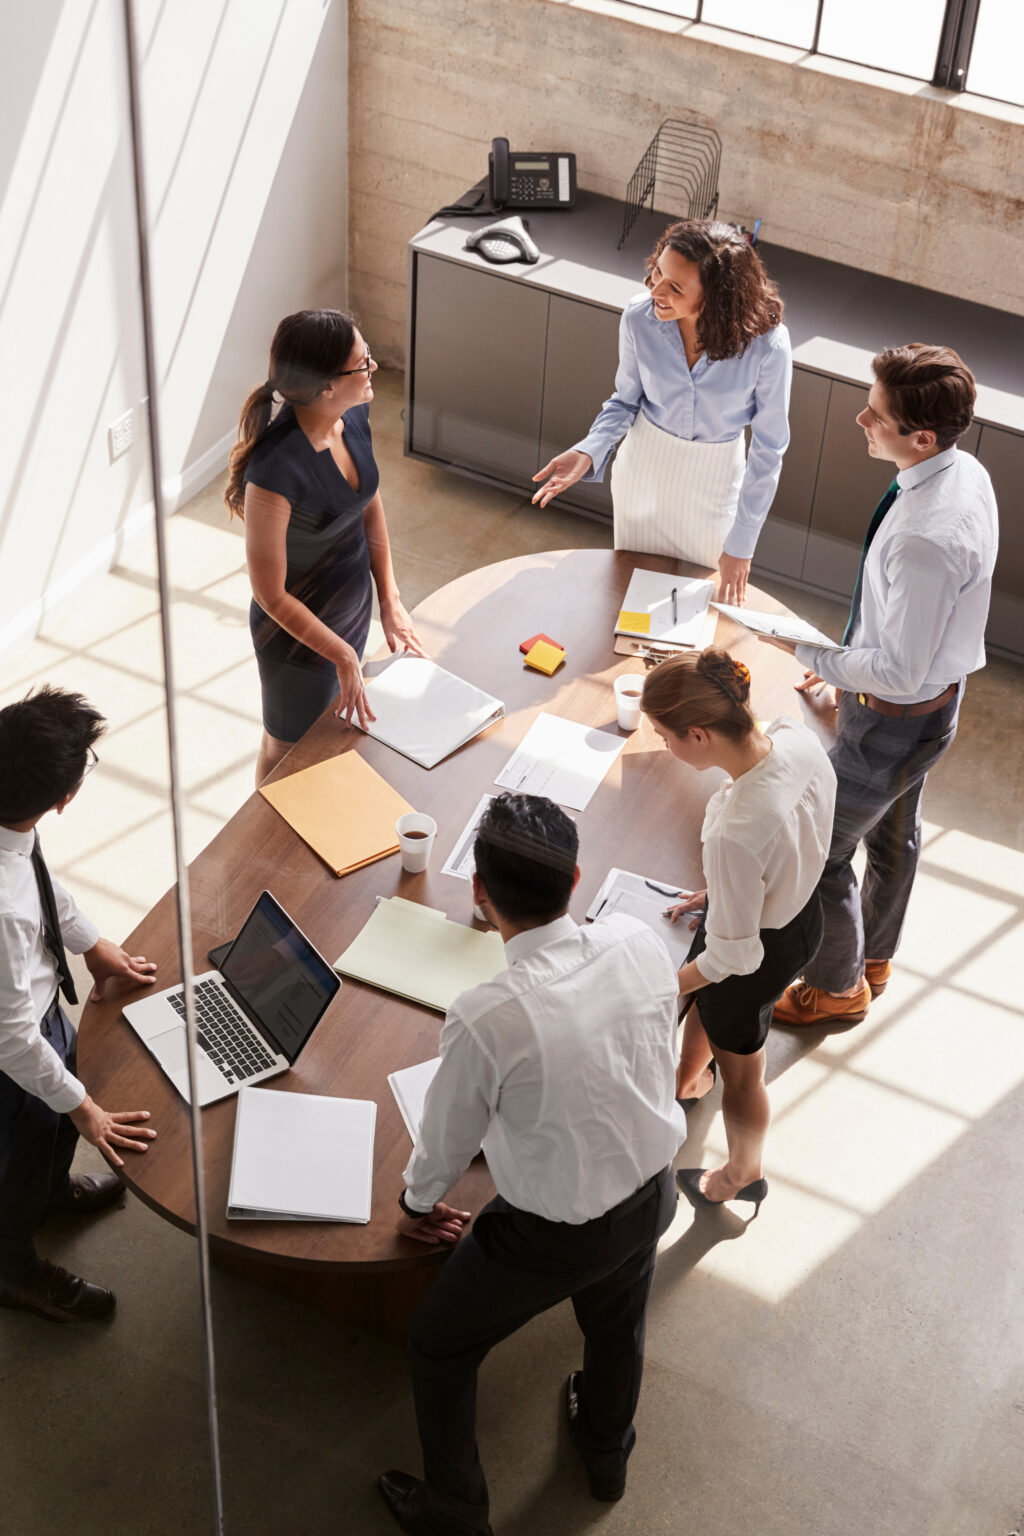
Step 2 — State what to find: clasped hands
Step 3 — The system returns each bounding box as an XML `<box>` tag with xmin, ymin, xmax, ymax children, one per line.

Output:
<box><xmin>396</xmin><ymin>1199</ymin><xmax>470</xmax><ymax>1246</ymax></box>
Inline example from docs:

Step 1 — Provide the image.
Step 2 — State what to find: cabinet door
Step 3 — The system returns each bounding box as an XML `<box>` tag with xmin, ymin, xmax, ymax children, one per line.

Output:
<box><xmin>409</xmin><ymin>255</ymin><xmax>548</xmax><ymax>487</ymax></box>
<box><xmin>752</xmin><ymin>365</ymin><xmax>830</xmax><ymax>582</ymax></box>
<box><xmin>976</xmin><ymin>425</ymin><xmax>1024</xmax><ymax>658</ymax></box>
<box><xmin>802</xmin><ymin>380</ymin><xmax>981</xmax><ymax>597</ymax></box>
<box><xmin>537</xmin><ymin>296</ymin><xmax>621</xmax><ymax>519</ymax></box>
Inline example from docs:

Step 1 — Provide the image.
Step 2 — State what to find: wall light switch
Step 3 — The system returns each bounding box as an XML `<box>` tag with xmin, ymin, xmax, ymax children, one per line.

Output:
<box><xmin>108</xmin><ymin>408</ymin><xmax>134</xmax><ymax>462</ymax></box>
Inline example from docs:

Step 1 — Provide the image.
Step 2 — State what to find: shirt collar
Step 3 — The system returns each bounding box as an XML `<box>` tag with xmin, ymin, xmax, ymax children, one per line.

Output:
<box><xmin>504</xmin><ymin>913</ymin><xmax>577</xmax><ymax>966</ymax></box>
<box><xmin>0</xmin><ymin>823</ymin><xmax>36</xmax><ymax>856</ymax></box>
<box><xmin>896</xmin><ymin>445</ymin><xmax>957</xmax><ymax>493</ymax></box>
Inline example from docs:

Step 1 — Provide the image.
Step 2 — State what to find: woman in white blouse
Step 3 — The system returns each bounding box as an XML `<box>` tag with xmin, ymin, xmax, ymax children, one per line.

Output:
<box><xmin>532</xmin><ymin>221</ymin><xmax>791</xmax><ymax>605</ymax></box>
<box><xmin>641</xmin><ymin>650</ymin><xmax>836</xmax><ymax>1212</ymax></box>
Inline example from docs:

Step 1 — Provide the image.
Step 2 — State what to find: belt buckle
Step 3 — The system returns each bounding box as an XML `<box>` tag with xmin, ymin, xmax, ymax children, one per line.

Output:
<box><xmin>857</xmin><ymin>692</ymin><xmax>868</xmax><ymax>707</ymax></box>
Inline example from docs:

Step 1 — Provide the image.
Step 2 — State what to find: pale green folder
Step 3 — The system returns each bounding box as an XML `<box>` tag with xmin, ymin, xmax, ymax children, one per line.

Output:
<box><xmin>334</xmin><ymin>898</ymin><xmax>506</xmax><ymax>1012</ymax></box>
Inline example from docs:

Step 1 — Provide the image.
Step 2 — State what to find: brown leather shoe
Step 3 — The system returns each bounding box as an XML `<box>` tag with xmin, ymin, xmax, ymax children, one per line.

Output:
<box><xmin>865</xmin><ymin>959</ymin><xmax>892</xmax><ymax>998</ymax></box>
<box><xmin>48</xmin><ymin>1171</ymin><xmax>124</xmax><ymax>1216</ymax></box>
<box><xmin>773</xmin><ymin>981</ymin><xmax>871</xmax><ymax>1028</ymax></box>
<box><xmin>0</xmin><ymin>1260</ymin><xmax>116</xmax><ymax>1322</ymax></box>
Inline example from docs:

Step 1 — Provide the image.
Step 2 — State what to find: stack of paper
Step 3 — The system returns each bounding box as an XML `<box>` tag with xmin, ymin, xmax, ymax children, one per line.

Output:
<box><xmin>712</xmin><ymin>603</ymin><xmax>841</xmax><ymax>650</ymax></box>
<box><xmin>494</xmin><ymin>712</ymin><xmax>626</xmax><ymax>812</ymax></box>
<box><xmin>335</xmin><ymin>897</ymin><xmax>506</xmax><ymax>1012</ymax></box>
<box><xmin>588</xmin><ymin>867</ymin><xmax>695</xmax><ymax>969</ymax></box>
<box><xmin>616</xmin><ymin>571</ymin><xmax>715</xmax><ymax>648</ymax></box>
<box><xmin>259</xmin><ymin>751</ymin><xmax>413</xmax><ymax>876</ymax></box>
<box><xmin>388</xmin><ymin>1057</ymin><xmax>442</xmax><ymax>1143</ymax></box>
<box><xmin>360</xmin><ymin>657</ymin><xmax>504</xmax><ymax>769</ymax></box>
<box><xmin>227</xmin><ymin>1086</ymin><xmax>376</xmax><ymax>1222</ymax></box>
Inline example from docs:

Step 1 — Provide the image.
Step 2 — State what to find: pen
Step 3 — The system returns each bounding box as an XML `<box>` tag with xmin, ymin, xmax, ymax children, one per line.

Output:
<box><xmin>671</xmin><ymin>587</ymin><xmax>678</xmax><ymax>625</ymax></box>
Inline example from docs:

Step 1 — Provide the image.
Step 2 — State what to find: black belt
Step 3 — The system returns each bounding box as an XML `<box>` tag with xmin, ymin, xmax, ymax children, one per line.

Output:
<box><xmin>845</xmin><ymin>682</ymin><xmax>957</xmax><ymax>718</ymax></box>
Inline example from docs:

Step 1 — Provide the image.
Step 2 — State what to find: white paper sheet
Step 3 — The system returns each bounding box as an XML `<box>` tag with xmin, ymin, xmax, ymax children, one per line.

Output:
<box><xmin>388</xmin><ymin>1057</ymin><xmax>442</xmax><ymax>1144</ymax></box>
<box><xmin>587</xmin><ymin>867</ymin><xmax>695</xmax><ymax>968</ymax></box>
<box><xmin>617</xmin><ymin>571</ymin><xmax>715</xmax><ymax>646</ymax></box>
<box><xmin>227</xmin><ymin>1087</ymin><xmax>376</xmax><ymax>1222</ymax></box>
<box><xmin>441</xmin><ymin>794</ymin><xmax>495</xmax><ymax>880</ymax></box>
<box><xmin>712</xmin><ymin>603</ymin><xmax>842</xmax><ymax>651</ymax></box>
<box><xmin>360</xmin><ymin>657</ymin><xmax>504</xmax><ymax>769</ymax></box>
<box><xmin>493</xmin><ymin>713</ymin><xmax>627</xmax><ymax>811</ymax></box>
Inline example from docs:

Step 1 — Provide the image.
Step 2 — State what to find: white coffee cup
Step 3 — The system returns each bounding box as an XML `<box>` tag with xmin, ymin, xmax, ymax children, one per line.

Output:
<box><xmin>396</xmin><ymin>812</ymin><xmax>437</xmax><ymax>873</ymax></box>
<box><xmin>614</xmin><ymin>674</ymin><xmax>644</xmax><ymax>731</ymax></box>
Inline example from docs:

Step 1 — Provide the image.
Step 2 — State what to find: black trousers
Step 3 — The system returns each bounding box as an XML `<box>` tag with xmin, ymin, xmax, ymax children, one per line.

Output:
<box><xmin>409</xmin><ymin>1166</ymin><xmax>677</xmax><ymax>1528</ymax></box>
<box><xmin>0</xmin><ymin>998</ymin><xmax>79</xmax><ymax>1288</ymax></box>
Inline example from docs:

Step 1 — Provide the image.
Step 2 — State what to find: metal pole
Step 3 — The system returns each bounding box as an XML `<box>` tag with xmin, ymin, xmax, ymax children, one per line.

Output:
<box><xmin>120</xmin><ymin>3</ymin><xmax>225</xmax><ymax>1530</ymax></box>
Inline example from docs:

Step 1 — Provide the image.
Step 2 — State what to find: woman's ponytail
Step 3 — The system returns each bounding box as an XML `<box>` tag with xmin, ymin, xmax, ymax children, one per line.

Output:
<box><xmin>224</xmin><ymin>382</ymin><xmax>275</xmax><ymax>520</ymax></box>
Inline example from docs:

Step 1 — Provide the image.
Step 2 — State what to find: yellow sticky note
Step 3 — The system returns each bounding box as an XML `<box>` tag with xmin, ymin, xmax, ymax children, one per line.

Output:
<box><xmin>524</xmin><ymin>640</ymin><xmax>566</xmax><ymax>675</ymax></box>
<box><xmin>617</xmin><ymin>610</ymin><xmax>650</xmax><ymax>634</ymax></box>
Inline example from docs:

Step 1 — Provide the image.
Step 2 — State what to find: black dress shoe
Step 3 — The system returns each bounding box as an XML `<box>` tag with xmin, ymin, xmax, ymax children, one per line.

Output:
<box><xmin>378</xmin><ymin>1471</ymin><xmax>493</xmax><ymax>1536</ymax></box>
<box><xmin>564</xmin><ymin>1371</ymin><xmax>627</xmax><ymax>1502</ymax></box>
<box><xmin>48</xmin><ymin>1171</ymin><xmax>124</xmax><ymax>1216</ymax></box>
<box><xmin>0</xmin><ymin>1260</ymin><xmax>116</xmax><ymax>1322</ymax></box>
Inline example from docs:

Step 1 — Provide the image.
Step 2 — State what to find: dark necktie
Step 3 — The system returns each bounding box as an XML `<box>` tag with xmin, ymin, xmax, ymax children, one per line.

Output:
<box><xmin>842</xmin><ymin>477</ymin><xmax>900</xmax><ymax>646</ymax></box>
<box><xmin>31</xmin><ymin>832</ymin><xmax>78</xmax><ymax>1006</ymax></box>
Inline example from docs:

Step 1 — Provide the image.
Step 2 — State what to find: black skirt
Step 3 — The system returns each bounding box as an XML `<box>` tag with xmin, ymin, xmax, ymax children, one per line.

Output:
<box><xmin>686</xmin><ymin>891</ymin><xmax>824</xmax><ymax>1055</ymax></box>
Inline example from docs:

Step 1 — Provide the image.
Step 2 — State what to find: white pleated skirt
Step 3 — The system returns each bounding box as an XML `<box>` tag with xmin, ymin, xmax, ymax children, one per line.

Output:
<box><xmin>610</xmin><ymin>411</ymin><xmax>746</xmax><ymax>566</ymax></box>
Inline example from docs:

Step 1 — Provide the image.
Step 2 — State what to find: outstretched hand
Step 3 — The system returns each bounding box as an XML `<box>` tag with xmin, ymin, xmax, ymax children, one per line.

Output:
<box><xmin>531</xmin><ymin>449</ymin><xmax>592</xmax><ymax>508</ymax></box>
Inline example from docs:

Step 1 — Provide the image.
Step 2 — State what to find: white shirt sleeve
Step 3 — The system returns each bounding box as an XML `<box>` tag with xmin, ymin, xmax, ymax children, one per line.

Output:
<box><xmin>696</xmin><ymin>834</ymin><xmax>768</xmax><ymax>984</ymax></box>
<box><xmin>52</xmin><ymin>873</ymin><xmax>100</xmax><ymax>954</ymax></box>
<box><xmin>572</xmin><ymin>305</ymin><xmax>643</xmax><ymax>481</ymax></box>
<box><xmin>0</xmin><ymin>912</ymin><xmax>86</xmax><ymax>1113</ymax></box>
<box><xmin>796</xmin><ymin>533</ymin><xmax>963</xmax><ymax>696</ymax></box>
<box><xmin>724</xmin><ymin>329</ymin><xmax>792</xmax><ymax>560</ymax></box>
<box><xmin>402</xmin><ymin>1003</ymin><xmax>500</xmax><ymax>1212</ymax></box>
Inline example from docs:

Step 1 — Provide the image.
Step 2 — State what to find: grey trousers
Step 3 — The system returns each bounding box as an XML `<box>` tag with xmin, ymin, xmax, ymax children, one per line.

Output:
<box><xmin>805</xmin><ymin>684</ymin><xmax>962</xmax><ymax>995</ymax></box>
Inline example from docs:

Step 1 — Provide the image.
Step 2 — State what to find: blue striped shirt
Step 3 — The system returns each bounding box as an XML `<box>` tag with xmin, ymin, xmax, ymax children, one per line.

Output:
<box><xmin>573</xmin><ymin>293</ymin><xmax>792</xmax><ymax>559</ymax></box>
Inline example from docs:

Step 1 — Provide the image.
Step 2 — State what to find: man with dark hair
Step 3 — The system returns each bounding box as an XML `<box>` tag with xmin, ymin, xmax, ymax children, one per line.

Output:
<box><xmin>379</xmin><ymin>793</ymin><xmax>685</xmax><ymax>1536</ymax></box>
<box><xmin>0</xmin><ymin>686</ymin><xmax>158</xmax><ymax>1321</ymax></box>
<box><xmin>764</xmin><ymin>343</ymin><xmax>998</xmax><ymax>1027</ymax></box>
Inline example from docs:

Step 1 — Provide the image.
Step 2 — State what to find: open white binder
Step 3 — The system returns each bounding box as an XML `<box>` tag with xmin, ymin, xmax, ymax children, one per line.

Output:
<box><xmin>359</xmin><ymin>657</ymin><xmax>504</xmax><ymax>769</ymax></box>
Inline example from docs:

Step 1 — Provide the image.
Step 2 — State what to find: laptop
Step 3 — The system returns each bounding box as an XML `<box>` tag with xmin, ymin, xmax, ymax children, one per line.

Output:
<box><xmin>123</xmin><ymin>891</ymin><xmax>341</xmax><ymax>1107</ymax></box>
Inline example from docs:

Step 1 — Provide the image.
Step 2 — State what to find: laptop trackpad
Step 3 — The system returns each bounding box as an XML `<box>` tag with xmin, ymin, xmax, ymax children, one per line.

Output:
<box><xmin>150</xmin><ymin>1026</ymin><xmax>188</xmax><ymax>1076</ymax></box>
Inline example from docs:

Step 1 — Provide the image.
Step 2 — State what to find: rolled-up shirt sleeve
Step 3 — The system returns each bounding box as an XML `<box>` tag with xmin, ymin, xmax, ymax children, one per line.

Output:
<box><xmin>724</xmin><ymin>329</ymin><xmax>792</xmax><ymax>560</ymax></box>
<box><xmin>695</xmin><ymin>836</ymin><xmax>768</xmax><ymax>984</ymax></box>
<box><xmin>53</xmin><ymin>873</ymin><xmax>99</xmax><ymax>955</ymax></box>
<box><xmin>572</xmin><ymin>306</ymin><xmax>643</xmax><ymax>482</ymax></box>
<box><xmin>402</xmin><ymin>1004</ymin><xmax>499</xmax><ymax>1213</ymax></box>
<box><xmin>0</xmin><ymin>913</ymin><xmax>86</xmax><ymax>1113</ymax></box>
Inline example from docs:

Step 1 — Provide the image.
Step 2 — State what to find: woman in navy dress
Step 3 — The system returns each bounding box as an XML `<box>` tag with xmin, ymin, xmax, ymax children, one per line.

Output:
<box><xmin>224</xmin><ymin>310</ymin><xmax>422</xmax><ymax>782</ymax></box>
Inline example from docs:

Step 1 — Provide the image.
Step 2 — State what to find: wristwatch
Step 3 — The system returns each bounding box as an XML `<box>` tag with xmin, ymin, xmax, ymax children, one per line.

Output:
<box><xmin>398</xmin><ymin>1190</ymin><xmax>428</xmax><ymax>1219</ymax></box>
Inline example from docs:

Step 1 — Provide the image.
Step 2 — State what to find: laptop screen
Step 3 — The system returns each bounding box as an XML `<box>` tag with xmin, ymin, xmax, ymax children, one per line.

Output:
<box><xmin>219</xmin><ymin>892</ymin><xmax>340</xmax><ymax>1063</ymax></box>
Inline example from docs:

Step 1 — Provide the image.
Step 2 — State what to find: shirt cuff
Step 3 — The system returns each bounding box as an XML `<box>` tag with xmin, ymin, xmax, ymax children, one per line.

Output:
<box><xmin>43</xmin><ymin>1072</ymin><xmax>87</xmax><ymax>1115</ymax></box>
<box><xmin>64</xmin><ymin>917</ymin><xmax>100</xmax><ymax>956</ymax></box>
<box><xmin>696</xmin><ymin>933</ymin><xmax>763</xmax><ymax>984</ymax></box>
<box><xmin>401</xmin><ymin>1187</ymin><xmax>438</xmax><ymax>1216</ymax></box>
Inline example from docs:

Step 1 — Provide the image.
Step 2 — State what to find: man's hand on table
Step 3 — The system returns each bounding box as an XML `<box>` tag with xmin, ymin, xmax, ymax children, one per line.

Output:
<box><xmin>84</xmin><ymin>937</ymin><xmax>157</xmax><ymax>1002</ymax></box>
<box><xmin>69</xmin><ymin>1096</ymin><xmax>156</xmax><ymax>1168</ymax></box>
<box><xmin>396</xmin><ymin>1199</ymin><xmax>471</xmax><ymax>1246</ymax></box>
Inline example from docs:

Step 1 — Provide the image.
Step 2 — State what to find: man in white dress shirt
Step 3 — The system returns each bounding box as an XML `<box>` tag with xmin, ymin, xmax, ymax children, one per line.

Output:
<box><xmin>379</xmin><ymin>793</ymin><xmax>684</xmax><ymax>1536</ymax></box>
<box><xmin>764</xmin><ymin>344</ymin><xmax>998</xmax><ymax>1027</ymax></box>
<box><xmin>0</xmin><ymin>686</ymin><xmax>157</xmax><ymax>1321</ymax></box>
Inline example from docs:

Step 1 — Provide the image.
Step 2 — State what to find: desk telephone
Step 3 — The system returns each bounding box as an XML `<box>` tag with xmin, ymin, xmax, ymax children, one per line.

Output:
<box><xmin>435</xmin><ymin>138</ymin><xmax>577</xmax><ymax>264</ymax></box>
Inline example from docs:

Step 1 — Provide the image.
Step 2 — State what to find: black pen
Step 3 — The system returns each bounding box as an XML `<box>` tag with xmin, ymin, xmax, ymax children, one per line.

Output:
<box><xmin>671</xmin><ymin>586</ymin><xmax>678</xmax><ymax>625</ymax></box>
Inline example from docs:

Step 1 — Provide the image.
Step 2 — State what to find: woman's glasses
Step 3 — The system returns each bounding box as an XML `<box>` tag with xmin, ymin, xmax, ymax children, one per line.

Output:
<box><xmin>338</xmin><ymin>348</ymin><xmax>374</xmax><ymax>378</ymax></box>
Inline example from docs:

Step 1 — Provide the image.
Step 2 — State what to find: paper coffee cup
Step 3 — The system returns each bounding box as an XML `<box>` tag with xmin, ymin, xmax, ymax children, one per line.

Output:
<box><xmin>396</xmin><ymin>812</ymin><xmax>437</xmax><ymax>873</ymax></box>
<box><xmin>614</xmin><ymin>674</ymin><xmax>644</xmax><ymax>731</ymax></box>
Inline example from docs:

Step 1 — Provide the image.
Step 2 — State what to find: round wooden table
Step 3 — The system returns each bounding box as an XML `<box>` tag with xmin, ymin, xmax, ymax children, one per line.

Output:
<box><xmin>77</xmin><ymin>550</ymin><xmax>832</xmax><ymax>1336</ymax></box>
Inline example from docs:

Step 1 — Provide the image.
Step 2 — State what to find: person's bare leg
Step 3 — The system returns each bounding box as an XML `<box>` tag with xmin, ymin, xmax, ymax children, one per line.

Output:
<box><xmin>699</xmin><ymin>1045</ymin><xmax>769</xmax><ymax>1203</ymax></box>
<box><xmin>675</xmin><ymin>1001</ymin><xmax>716</xmax><ymax>1102</ymax></box>
<box><xmin>255</xmin><ymin>730</ymin><xmax>293</xmax><ymax>787</ymax></box>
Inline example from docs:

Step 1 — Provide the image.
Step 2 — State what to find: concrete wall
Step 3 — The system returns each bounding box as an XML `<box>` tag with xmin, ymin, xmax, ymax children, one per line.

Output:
<box><xmin>348</xmin><ymin>0</ymin><xmax>1024</xmax><ymax>364</ymax></box>
<box><xmin>0</xmin><ymin>0</ymin><xmax>348</xmax><ymax>653</ymax></box>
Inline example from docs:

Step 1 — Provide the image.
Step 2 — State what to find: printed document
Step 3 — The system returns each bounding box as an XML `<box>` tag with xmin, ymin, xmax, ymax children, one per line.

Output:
<box><xmin>588</xmin><ymin>867</ymin><xmax>695</xmax><ymax>969</ymax></box>
<box><xmin>494</xmin><ymin>713</ymin><xmax>626</xmax><ymax>812</ymax></box>
<box><xmin>441</xmin><ymin>794</ymin><xmax>495</xmax><ymax>880</ymax></box>
<box><xmin>616</xmin><ymin>571</ymin><xmax>715</xmax><ymax>647</ymax></box>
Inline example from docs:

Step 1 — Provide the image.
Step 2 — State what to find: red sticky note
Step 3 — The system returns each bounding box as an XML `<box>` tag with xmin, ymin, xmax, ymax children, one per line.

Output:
<box><xmin>519</xmin><ymin>632</ymin><xmax>564</xmax><ymax>655</ymax></box>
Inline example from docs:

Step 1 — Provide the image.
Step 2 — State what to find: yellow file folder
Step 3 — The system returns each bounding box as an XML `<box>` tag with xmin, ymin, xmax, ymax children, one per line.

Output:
<box><xmin>259</xmin><ymin>752</ymin><xmax>414</xmax><ymax>877</ymax></box>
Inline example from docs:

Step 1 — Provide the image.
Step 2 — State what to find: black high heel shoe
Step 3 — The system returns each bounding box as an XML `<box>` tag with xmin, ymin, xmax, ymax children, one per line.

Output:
<box><xmin>676</xmin><ymin>1167</ymin><xmax>769</xmax><ymax>1218</ymax></box>
<box><xmin>676</xmin><ymin>1058</ymin><xmax>717</xmax><ymax>1114</ymax></box>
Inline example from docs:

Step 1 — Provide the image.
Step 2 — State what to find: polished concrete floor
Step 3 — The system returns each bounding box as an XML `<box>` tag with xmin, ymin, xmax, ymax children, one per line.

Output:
<box><xmin>2</xmin><ymin>369</ymin><xmax>1023</xmax><ymax>1536</ymax></box>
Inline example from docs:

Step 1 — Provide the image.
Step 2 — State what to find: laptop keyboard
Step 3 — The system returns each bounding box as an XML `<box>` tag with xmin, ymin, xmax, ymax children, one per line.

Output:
<box><xmin>168</xmin><ymin>978</ymin><xmax>277</xmax><ymax>1082</ymax></box>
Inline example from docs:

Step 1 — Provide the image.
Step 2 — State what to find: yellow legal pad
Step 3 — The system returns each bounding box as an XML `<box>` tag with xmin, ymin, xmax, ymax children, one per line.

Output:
<box><xmin>523</xmin><ymin>639</ymin><xmax>566</xmax><ymax>675</ymax></box>
<box><xmin>259</xmin><ymin>752</ymin><xmax>414</xmax><ymax>877</ymax></box>
<box><xmin>616</xmin><ymin>610</ymin><xmax>650</xmax><ymax>634</ymax></box>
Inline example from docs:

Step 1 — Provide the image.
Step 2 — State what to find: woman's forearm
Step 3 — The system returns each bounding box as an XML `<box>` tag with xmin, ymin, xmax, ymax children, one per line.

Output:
<box><xmin>677</xmin><ymin>958</ymin><xmax>711</xmax><ymax>996</ymax></box>
<box><xmin>364</xmin><ymin>494</ymin><xmax>399</xmax><ymax>605</ymax></box>
<box><xmin>254</xmin><ymin>587</ymin><xmax>352</xmax><ymax>665</ymax></box>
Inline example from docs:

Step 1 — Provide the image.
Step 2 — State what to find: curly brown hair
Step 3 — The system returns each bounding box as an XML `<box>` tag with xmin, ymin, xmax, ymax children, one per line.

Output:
<box><xmin>644</xmin><ymin>220</ymin><xmax>783</xmax><ymax>361</ymax></box>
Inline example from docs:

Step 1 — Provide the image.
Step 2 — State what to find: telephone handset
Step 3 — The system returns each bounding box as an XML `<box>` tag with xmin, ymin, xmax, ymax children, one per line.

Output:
<box><xmin>488</xmin><ymin>137</ymin><xmax>577</xmax><ymax>210</ymax></box>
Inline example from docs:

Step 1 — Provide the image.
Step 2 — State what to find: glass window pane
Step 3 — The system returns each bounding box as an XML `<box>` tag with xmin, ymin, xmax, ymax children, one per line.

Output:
<box><xmin>701</xmin><ymin>0</ymin><xmax>818</xmax><ymax>49</ymax></box>
<box><xmin>967</xmin><ymin>0</ymin><xmax>1024</xmax><ymax>106</ymax></box>
<box><xmin>818</xmin><ymin>0</ymin><xmax>946</xmax><ymax>79</ymax></box>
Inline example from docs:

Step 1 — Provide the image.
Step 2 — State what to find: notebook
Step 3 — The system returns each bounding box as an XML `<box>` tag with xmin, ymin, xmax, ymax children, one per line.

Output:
<box><xmin>226</xmin><ymin>1086</ymin><xmax>376</xmax><ymax>1222</ymax></box>
<box><xmin>258</xmin><ymin>752</ymin><xmax>413</xmax><ymax>876</ymax></box>
<box><xmin>359</xmin><ymin>657</ymin><xmax>504</xmax><ymax>769</ymax></box>
<box><xmin>616</xmin><ymin>571</ymin><xmax>715</xmax><ymax>648</ymax></box>
<box><xmin>335</xmin><ymin>897</ymin><xmax>507</xmax><ymax>1012</ymax></box>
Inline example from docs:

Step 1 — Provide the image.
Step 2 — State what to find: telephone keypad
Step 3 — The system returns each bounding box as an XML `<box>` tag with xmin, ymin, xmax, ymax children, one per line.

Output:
<box><xmin>510</xmin><ymin>177</ymin><xmax>555</xmax><ymax>203</ymax></box>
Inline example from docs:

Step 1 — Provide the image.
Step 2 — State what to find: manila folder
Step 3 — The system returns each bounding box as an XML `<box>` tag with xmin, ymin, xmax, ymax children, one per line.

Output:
<box><xmin>335</xmin><ymin>897</ymin><xmax>507</xmax><ymax>1013</ymax></box>
<box><xmin>259</xmin><ymin>751</ymin><xmax>413</xmax><ymax>877</ymax></box>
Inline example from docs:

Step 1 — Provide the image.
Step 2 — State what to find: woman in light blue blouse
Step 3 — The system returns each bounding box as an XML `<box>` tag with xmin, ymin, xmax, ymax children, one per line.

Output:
<box><xmin>532</xmin><ymin>221</ymin><xmax>791</xmax><ymax>605</ymax></box>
